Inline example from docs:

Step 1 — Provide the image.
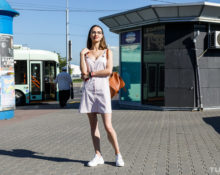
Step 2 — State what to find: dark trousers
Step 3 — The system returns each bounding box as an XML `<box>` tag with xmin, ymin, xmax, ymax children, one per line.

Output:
<box><xmin>59</xmin><ymin>90</ymin><xmax>70</xmax><ymax>107</ymax></box>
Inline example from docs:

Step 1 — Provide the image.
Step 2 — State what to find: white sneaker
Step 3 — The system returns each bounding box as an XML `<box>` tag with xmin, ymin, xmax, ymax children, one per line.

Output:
<box><xmin>87</xmin><ymin>154</ymin><xmax>104</xmax><ymax>167</ymax></box>
<box><xmin>116</xmin><ymin>153</ymin><xmax>124</xmax><ymax>167</ymax></box>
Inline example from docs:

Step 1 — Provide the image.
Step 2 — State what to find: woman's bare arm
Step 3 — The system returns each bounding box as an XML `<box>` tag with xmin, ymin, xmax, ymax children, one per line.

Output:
<box><xmin>80</xmin><ymin>48</ymin><xmax>89</xmax><ymax>75</ymax></box>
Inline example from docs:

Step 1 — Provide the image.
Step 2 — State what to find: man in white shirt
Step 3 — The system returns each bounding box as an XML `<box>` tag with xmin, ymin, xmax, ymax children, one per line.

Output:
<box><xmin>54</xmin><ymin>66</ymin><xmax>72</xmax><ymax>107</ymax></box>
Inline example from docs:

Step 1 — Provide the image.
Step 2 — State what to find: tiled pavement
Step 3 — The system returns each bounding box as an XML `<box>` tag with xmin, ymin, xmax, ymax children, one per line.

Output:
<box><xmin>0</xmin><ymin>103</ymin><xmax>219</xmax><ymax>175</ymax></box>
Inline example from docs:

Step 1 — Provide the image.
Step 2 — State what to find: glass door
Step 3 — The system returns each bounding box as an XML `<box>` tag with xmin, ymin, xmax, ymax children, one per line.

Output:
<box><xmin>30</xmin><ymin>61</ymin><xmax>42</xmax><ymax>100</ymax></box>
<box><xmin>43</xmin><ymin>61</ymin><xmax>57</xmax><ymax>100</ymax></box>
<box><xmin>147</xmin><ymin>64</ymin><xmax>157</xmax><ymax>98</ymax></box>
<box><xmin>158</xmin><ymin>64</ymin><xmax>165</xmax><ymax>97</ymax></box>
<box><xmin>142</xmin><ymin>63</ymin><xmax>165</xmax><ymax>105</ymax></box>
<box><xmin>142</xmin><ymin>25</ymin><xmax>165</xmax><ymax>106</ymax></box>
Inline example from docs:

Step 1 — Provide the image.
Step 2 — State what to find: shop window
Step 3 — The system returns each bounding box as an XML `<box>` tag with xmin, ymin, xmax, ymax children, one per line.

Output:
<box><xmin>120</xmin><ymin>30</ymin><xmax>141</xmax><ymax>102</ymax></box>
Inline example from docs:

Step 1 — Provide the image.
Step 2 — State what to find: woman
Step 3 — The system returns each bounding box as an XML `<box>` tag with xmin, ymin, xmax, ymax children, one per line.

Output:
<box><xmin>79</xmin><ymin>25</ymin><xmax>124</xmax><ymax>167</ymax></box>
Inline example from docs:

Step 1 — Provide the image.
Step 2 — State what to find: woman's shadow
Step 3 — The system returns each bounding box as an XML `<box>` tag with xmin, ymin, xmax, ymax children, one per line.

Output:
<box><xmin>0</xmin><ymin>149</ymin><xmax>115</xmax><ymax>166</ymax></box>
<box><xmin>0</xmin><ymin>149</ymin><xmax>86</xmax><ymax>163</ymax></box>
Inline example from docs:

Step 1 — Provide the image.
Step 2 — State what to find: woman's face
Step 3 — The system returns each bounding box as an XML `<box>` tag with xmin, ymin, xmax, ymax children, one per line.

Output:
<box><xmin>90</xmin><ymin>26</ymin><xmax>103</xmax><ymax>43</ymax></box>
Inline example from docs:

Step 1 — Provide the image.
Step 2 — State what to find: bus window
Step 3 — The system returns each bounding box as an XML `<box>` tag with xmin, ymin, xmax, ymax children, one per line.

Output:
<box><xmin>14</xmin><ymin>60</ymin><xmax>27</xmax><ymax>84</ymax></box>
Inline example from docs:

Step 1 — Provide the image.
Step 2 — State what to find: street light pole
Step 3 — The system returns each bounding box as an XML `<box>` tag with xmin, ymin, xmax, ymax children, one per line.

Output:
<box><xmin>66</xmin><ymin>0</ymin><xmax>69</xmax><ymax>73</ymax></box>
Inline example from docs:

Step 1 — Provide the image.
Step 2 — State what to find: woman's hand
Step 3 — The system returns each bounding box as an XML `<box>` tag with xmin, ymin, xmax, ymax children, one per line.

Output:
<box><xmin>80</xmin><ymin>48</ymin><xmax>90</xmax><ymax>56</ymax></box>
<box><xmin>81</xmin><ymin>72</ymin><xmax>90</xmax><ymax>81</ymax></box>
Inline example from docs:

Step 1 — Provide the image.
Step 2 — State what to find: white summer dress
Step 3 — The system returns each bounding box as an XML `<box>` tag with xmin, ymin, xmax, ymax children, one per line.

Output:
<box><xmin>79</xmin><ymin>50</ymin><xmax>112</xmax><ymax>114</ymax></box>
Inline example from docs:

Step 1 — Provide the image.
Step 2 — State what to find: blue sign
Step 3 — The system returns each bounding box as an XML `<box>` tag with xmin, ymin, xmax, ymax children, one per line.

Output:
<box><xmin>120</xmin><ymin>30</ymin><xmax>141</xmax><ymax>45</ymax></box>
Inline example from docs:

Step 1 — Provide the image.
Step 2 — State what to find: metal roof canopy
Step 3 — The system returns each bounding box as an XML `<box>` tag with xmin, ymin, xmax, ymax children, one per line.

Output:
<box><xmin>99</xmin><ymin>1</ymin><xmax>220</xmax><ymax>33</ymax></box>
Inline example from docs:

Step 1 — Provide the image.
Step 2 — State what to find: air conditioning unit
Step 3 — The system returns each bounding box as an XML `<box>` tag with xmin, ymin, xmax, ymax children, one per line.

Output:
<box><xmin>209</xmin><ymin>31</ymin><xmax>220</xmax><ymax>48</ymax></box>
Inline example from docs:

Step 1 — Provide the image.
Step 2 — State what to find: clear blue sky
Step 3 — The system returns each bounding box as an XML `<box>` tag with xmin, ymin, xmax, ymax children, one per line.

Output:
<box><xmin>7</xmin><ymin>0</ymin><xmax>220</xmax><ymax>65</ymax></box>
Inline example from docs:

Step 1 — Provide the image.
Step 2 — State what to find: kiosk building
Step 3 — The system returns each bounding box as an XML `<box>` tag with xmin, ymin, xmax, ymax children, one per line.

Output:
<box><xmin>100</xmin><ymin>2</ymin><xmax>220</xmax><ymax>110</ymax></box>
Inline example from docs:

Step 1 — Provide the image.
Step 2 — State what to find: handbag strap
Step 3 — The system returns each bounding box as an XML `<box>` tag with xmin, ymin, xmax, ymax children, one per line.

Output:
<box><xmin>106</xmin><ymin>49</ymin><xmax>109</xmax><ymax>59</ymax></box>
<box><xmin>108</xmin><ymin>50</ymin><xmax>127</xmax><ymax>93</ymax></box>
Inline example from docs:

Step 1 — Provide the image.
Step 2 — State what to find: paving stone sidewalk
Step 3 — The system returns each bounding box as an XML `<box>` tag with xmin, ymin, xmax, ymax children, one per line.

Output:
<box><xmin>0</xmin><ymin>105</ymin><xmax>219</xmax><ymax>175</ymax></box>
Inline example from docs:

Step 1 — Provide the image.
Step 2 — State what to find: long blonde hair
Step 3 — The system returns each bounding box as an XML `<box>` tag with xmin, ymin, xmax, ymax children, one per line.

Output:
<box><xmin>87</xmin><ymin>25</ymin><xmax>108</xmax><ymax>50</ymax></box>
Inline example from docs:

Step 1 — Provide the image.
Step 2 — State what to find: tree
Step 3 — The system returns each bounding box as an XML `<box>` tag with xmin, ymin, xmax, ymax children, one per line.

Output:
<box><xmin>113</xmin><ymin>66</ymin><xmax>119</xmax><ymax>72</ymax></box>
<box><xmin>56</xmin><ymin>52</ymin><xmax>72</xmax><ymax>74</ymax></box>
<box><xmin>57</xmin><ymin>53</ymin><xmax>66</xmax><ymax>72</ymax></box>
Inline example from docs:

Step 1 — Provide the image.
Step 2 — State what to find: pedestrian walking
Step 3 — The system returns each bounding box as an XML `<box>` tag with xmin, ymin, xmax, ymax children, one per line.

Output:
<box><xmin>54</xmin><ymin>66</ymin><xmax>72</xmax><ymax>108</ymax></box>
<box><xmin>79</xmin><ymin>25</ymin><xmax>124</xmax><ymax>167</ymax></box>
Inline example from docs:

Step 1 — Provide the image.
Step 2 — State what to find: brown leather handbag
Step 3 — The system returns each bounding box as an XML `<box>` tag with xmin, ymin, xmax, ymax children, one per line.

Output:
<box><xmin>109</xmin><ymin>72</ymin><xmax>125</xmax><ymax>98</ymax></box>
<box><xmin>106</xmin><ymin>49</ymin><xmax>126</xmax><ymax>98</ymax></box>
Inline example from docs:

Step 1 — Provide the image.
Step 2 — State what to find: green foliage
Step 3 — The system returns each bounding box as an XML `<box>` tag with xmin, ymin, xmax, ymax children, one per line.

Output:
<box><xmin>73</xmin><ymin>79</ymin><xmax>83</xmax><ymax>83</ymax></box>
<box><xmin>57</xmin><ymin>53</ymin><xmax>66</xmax><ymax>72</ymax></box>
<box><xmin>113</xmin><ymin>66</ymin><xmax>119</xmax><ymax>72</ymax></box>
<box><xmin>56</xmin><ymin>52</ymin><xmax>72</xmax><ymax>74</ymax></box>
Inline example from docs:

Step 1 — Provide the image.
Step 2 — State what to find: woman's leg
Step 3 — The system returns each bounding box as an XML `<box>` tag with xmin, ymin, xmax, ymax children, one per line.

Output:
<box><xmin>101</xmin><ymin>113</ymin><xmax>120</xmax><ymax>155</ymax></box>
<box><xmin>88</xmin><ymin>113</ymin><xmax>101</xmax><ymax>156</ymax></box>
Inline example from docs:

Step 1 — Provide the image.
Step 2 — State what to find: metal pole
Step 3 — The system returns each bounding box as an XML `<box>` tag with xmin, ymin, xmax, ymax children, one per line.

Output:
<box><xmin>66</xmin><ymin>0</ymin><xmax>69</xmax><ymax>73</ymax></box>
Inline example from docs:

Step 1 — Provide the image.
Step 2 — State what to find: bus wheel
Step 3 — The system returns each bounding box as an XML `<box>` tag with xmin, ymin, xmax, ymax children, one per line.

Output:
<box><xmin>15</xmin><ymin>90</ymin><xmax>25</xmax><ymax>106</ymax></box>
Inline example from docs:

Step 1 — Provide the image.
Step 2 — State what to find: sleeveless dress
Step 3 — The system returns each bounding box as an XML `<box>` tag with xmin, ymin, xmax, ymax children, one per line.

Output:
<box><xmin>79</xmin><ymin>50</ymin><xmax>112</xmax><ymax>114</ymax></box>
